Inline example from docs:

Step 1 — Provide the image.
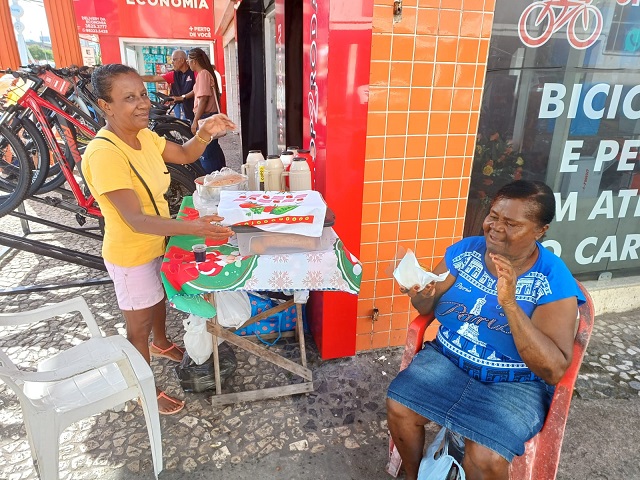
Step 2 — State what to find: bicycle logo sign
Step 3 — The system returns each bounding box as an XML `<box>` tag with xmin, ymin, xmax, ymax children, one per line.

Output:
<box><xmin>518</xmin><ymin>0</ymin><xmax>612</xmax><ymax>50</ymax></box>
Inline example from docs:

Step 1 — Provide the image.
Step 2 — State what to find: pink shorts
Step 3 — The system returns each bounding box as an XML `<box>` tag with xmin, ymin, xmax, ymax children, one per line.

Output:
<box><xmin>104</xmin><ymin>257</ymin><xmax>165</xmax><ymax>311</ymax></box>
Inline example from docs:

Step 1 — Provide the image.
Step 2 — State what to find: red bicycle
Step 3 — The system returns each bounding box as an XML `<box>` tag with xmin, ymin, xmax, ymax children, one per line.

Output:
<box><xmin>0</xmin><ymin>68</ymin><xmax>100</xmax><ymax>220</ymax></box>
<box><xmin>0</xmin><ymin>67</ymin><xmax>197</xmax><ymax>221</ymax></box>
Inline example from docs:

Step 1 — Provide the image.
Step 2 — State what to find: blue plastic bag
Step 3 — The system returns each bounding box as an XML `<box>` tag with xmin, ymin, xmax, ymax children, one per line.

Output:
<box><xmin>418</xmin><ymin>427</ymin><xmax>466</xmax><ymax>480</ymax></box>
<box><xmin>234</xmin><ymin>293</ymin><xmax>301</xmax><ymax>345</ymax></box>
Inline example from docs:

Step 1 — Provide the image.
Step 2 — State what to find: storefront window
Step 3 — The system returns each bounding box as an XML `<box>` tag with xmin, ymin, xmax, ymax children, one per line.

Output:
<box><xmin>465</xmin><ymin>0</ymin><xmax>640</xmax><ymax>277</ymax></box>
<box><xmin>606</xmin><ymin>3</ymin><xmax>640</xmax><ymax>53</ymax></box>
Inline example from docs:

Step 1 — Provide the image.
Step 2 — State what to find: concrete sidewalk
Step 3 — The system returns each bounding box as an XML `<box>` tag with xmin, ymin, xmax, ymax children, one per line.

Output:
<box><xmin>1</xmin><ymin>274</ymin><xmax>639</xmax><ymax>479</ymax></box>
<box><xmin>1</xmin><ymin>130</ymin><xmax>639</xmax><ymax>478</ymax></box>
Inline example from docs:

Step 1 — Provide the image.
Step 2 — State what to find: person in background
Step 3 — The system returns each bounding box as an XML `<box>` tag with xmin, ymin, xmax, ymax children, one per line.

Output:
<box><xmin>387</xmin><ymin>180</ymin><xmax>586</xmax><ymax>480</ymax></box>
<box><xmin>187</xmin><ymin>47</ymin><xmax>226</xmax><ymax>174</ymax></box>
<box><xmin>83</xmin><ymin>64</ymin><xmax>235</xmax><ymax>415</ymax></box>
<box><xmin>141</xmin><ymin>49</ymin><xmax>195</xmax><ymax>122</ymax></box>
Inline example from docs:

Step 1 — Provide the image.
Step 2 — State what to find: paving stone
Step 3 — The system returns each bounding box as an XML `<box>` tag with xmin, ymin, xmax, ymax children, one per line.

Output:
<box><xmin>2</xmin><ymin>185</ymin><xmax>640</xmax><ymax>478</ymax></box>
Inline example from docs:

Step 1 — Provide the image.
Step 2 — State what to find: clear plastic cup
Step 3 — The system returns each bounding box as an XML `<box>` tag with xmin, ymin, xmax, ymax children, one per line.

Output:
<box><xmin>197</xmin><ymin>205</ymin><xmax>218</xmax><ymax>217</ymax></box>
<box><xmin>192</xmin><ymin>244</ymin><xmax>207</xmax><ymax>263</ymax></box>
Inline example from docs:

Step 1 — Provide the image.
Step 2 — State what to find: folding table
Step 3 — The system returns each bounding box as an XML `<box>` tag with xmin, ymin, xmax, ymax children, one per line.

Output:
<box><xmin>160</xmin><ymin>197</ymin><xmax>362</xmax><ymax>406</ymax></box>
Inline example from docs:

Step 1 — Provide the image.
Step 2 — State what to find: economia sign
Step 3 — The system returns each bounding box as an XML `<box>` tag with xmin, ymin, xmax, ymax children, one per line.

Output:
<box><xmin>124</xmin><ymin>0</ymin><xmax>209</xmax><ymax>6</ymax></box>
<box><xmin>73</xmin><ymin>0</ymin><xmax>214</xmax><ymax>39</ymax></box>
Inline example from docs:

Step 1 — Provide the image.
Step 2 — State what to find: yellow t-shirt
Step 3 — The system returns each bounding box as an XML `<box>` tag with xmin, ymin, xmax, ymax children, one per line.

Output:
<box><xmin>82</xmin><ymin>128</ymin><xmax>170</xmax><ymax>267</ymax></box>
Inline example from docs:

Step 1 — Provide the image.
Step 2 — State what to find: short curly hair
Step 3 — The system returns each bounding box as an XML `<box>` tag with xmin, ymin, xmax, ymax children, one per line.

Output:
<box><xmin>91</xmin><ymin>64</ymin><xmax>138</xmax><ymax>102</ymax></box>
<box><xmin>492</xmin><ymin>180</ymin><xmax>555</xmax><ymax>226</ymax></box>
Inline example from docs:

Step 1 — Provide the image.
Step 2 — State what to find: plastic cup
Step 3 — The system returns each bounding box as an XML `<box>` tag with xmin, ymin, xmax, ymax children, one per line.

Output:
<box><xmin>197</xmin><ymin>204</ymin><xmax>218</xmax><ymax>217</ymax></box>
<box><xmin>192</xmin><ymin>244</ymin><xmax>207</xmax><ymax>263</ymax></box>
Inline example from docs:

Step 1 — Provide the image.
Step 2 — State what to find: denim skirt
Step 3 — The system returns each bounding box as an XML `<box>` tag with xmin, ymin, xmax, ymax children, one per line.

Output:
<box><xmin>387</xmin><ymin>343</ymin><xmax>555</xmax><ymax>461</ymax></box>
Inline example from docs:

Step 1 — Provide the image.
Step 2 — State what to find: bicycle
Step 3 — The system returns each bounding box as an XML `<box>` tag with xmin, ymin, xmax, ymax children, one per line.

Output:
<box><xmin>1</xmin><ymin>66</ymin><xmax>102</xmax><ymax>197</ymax></box>
<box><xmin>0</xmin><ymin>67</ymin><xmax>198</xmax><ymax>220</ymax></box>
<box><xmin>0</xmin><ymin>68</ymin><xmax>100</xmax><ymax>220</ymax></box>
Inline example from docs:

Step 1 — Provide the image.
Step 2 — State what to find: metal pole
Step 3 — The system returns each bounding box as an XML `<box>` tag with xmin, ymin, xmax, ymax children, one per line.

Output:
<box><xmin>7</xmin><ymin>210</ymin><xmax>103</xmax><ymax>241</ymax></box>
<box><xmin>0</xmin><ymin>231</ymin><xmax>106</xmax><ymax>271</ymax></box>
<box><xmin>0</xmin><ymin>277</ymin><xmax>112</xmax><ymax>296</ymax></box>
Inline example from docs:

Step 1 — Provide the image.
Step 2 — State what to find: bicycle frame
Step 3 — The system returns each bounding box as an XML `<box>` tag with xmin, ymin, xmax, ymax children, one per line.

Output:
<box><xmin>15</xmin><ymin>86</ymin><xmax>101</xmax><ymax>217</ymax></box>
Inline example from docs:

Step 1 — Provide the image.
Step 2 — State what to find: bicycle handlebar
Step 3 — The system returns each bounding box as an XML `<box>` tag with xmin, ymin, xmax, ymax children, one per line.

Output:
<box><xmin>2</xmin><ymin>67</ymin><xmax>44</xmax><ymax>91</ymax></box>
<box><xmin>153</xmin><ymin>91</ymin><xmax>172</xmax><ymax>101</ymax></box>
<box><xmin>10</xmin><ymin>64</ymin><xmax>94</xmax><ymax>81</ymax></box>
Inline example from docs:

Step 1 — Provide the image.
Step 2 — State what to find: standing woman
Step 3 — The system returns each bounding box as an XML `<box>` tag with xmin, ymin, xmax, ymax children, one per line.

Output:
<box><xmin>82</xmin><ymin>64</ymin><xmax>235</xmax><ymax>415</ymax></box>
<box><xmin>187</xmin><ymin>48</ymin><xmax>226</xmax><ymax>174</ymax></box>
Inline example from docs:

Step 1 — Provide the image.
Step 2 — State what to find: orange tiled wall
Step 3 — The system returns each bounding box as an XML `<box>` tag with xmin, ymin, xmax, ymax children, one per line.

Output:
<box><xmin>356</xmin><ymin>0</ymin><xmax>496</xmax><ymax>352</ymax></box>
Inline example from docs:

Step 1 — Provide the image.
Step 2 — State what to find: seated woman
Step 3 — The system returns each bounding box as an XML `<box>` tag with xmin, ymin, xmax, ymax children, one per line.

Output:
<box><xmin>387</xmin><ymin>180</ymin><xmax>586</xmax><ymax>480</ymax></box>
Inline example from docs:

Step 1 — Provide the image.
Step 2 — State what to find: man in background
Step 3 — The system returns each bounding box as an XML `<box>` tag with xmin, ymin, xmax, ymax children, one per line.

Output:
<box><xmin>141</xmin><ymin>49</ymin><xmax>195</xmax><ymax>122</ymax></box>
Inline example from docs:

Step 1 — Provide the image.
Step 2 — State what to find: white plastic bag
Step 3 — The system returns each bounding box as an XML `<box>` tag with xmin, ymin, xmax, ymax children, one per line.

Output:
<box><xmin>183</xmin><ymin>314</ymin><xmax>214</xmax><ymax>365</ymax></box>
<box><xmin>215</xmin><ymin>291</ymin><xmax>251</xmax><ymax>328</ymax></box>
<box><xmin>418</xmin><ymin>427</ymin><xmax>465</xmax><ymax>480</ymax></box>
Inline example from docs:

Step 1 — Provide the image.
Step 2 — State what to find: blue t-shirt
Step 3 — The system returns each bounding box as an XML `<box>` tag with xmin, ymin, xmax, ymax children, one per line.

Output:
<box><xmin>433</xmin><ymin>236</ymin><xmax>586</xmax><ymax>382</ymax></box>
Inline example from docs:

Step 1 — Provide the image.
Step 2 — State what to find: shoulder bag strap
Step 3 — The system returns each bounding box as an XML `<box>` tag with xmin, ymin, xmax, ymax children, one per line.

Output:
<box><xmin>95</xmin><ymin>136</ymin><xmax>161</xmax><ymax>216</ymax></box>
<box><xmin>209</xmin><ymin>71</ymin><xmax>221</xmax><ymax>114</ymax></box>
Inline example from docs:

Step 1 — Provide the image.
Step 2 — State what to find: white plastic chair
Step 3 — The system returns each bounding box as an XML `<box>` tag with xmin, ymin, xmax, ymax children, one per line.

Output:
<box><xmin>0</xmin><ymin>297</ymin><xmax>163</xmax><ymax>480</ymax></box>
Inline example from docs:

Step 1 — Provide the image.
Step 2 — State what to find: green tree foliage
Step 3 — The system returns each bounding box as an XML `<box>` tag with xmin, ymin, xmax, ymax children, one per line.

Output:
<box><xmin>27</xmin><ymin>44</ymin><xmax>52</xmax><ymax>61</ymax></box>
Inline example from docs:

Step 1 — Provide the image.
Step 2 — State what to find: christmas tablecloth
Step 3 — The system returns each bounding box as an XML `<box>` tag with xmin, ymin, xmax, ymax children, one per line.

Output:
<box><xmin>161</xmin><ymin>197</ymin><xmax>363</xmax><ymax>318</ymax></box>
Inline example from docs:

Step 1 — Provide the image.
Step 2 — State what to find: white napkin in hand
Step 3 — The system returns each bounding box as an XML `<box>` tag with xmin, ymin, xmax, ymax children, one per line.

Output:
<box><xmin>393</xmin><ymin>249</ymin><xmax>449</xmax><ymax>289</ymax></box>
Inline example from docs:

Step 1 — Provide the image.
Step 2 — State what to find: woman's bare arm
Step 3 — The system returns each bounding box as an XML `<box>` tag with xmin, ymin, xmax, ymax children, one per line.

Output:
<box><xmin>492</xmin><ymin>253</ymin><xmax>577</xmax><ymax>384</ymax></box>
<box><xmin>162</xmin><ymin>114</ymin><xmax>235</xmax><ymax>165</ymax></box>
<box><xmin>104</xmin><ymin>189</ymin><xmax>233</xmax><ymax>240</ymax></box>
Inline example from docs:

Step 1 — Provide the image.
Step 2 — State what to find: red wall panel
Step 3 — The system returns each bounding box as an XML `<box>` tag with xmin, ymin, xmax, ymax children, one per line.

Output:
<box><xmin>303</xmin><ymin>0</ymin><xmax>372</xmax><ymax>359</ymax></box>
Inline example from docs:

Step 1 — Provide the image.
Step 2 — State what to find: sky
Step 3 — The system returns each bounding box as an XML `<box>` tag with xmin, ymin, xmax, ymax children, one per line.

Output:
<box><xmin>8</xmin><ymin>0</ymin><xmax>51</xmax><ymax>42</ymax></box>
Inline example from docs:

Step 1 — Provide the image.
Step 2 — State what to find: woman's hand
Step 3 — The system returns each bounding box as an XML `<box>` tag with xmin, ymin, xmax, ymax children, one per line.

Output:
<box><xmin>163</xmin><ymin>116</ymin><xmax>234</xmax><ymax>165</ymax></box>
<box><xmin>199</xmin><ymin>114</ymin><xmax>236</xmax><ymax>140</ymax></box>
<box><xmin>191</xmin><ymin>214</ymin><xmax>234</xmax><ymax>241</ymax></box>
<box><xmin>104</xmin><ymin>189</ymin><xmax>233</xmax><ymax>240</ymax></box>
<box><xmin>399</xmin><ymin>281</ymin><xmax>436</xmax><ymax>300</ymax></box>
<box><xmin>395</xmin><ymin>259</ymin><xmax>453</xmax><ymax>316</ymax></box>
<box><xmin>489</xmin><ymin>253</ymin><xmax>518</xmax><ymax>308</ymax></box>
<box><xmin>399</xmin><ymin>281</ymin><xmax>438</xmax><ymax>316</ymax></box>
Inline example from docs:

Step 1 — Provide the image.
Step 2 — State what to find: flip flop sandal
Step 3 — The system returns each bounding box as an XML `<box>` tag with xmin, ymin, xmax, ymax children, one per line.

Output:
<box><xmin>157</xmin><ymin>391</ymin><xmax>185</xmax><ymax>416</ymax></box>
<box><xmin>149</xmin><ymin>342</ymin><xmax>184</xmax><ymax>362</ymax></box>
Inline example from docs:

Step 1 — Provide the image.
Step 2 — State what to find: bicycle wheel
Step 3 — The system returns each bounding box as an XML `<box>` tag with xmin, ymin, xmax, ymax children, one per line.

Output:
<box><xmin>166</xmin><ymin>164</ymin><xmax>196</xmax><ymax>217</ymax></box>
<box><xmin>153</xmin><ymin>121</ymin><xmax>193</xmax><ymax>146</ymax></box>
<box><xmin>183</xmin><ymin>160</ymin><xmax>206</xmax><ymax>179</ymax></box>
<box><xmin>11</xmin><ymin>116</ymin><xmax>50</xmax><ymax>195</ymax></box>
<box><xmin>35</xmin><ymin>117</ymin><xmax>77</xmax><ymax>194</ymax></box>
<box><xmin>0</xmin><ymin>125</ymin><xmax>33</xmax><ymax>217</ymax></box>
<box><xmin>568</xmin><ymin>6</ymin><xmax>603</xmax><ymax>49</ymax></box>
<box><xmin>153</xmin><ymin>122</ymin><xmax>205</xmax><ymax>178</ymax></box>
<box><xmin>518</xmin><ymin>4</ymin><xmax>553</xmax><ymax>48</ymax></box>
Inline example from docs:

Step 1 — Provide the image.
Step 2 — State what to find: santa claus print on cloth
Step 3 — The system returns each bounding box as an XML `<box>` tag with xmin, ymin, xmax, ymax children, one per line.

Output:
<box><xmin>161</xmin><ymin>243</ymin><xmax>259</xmax><ymax>294</ymax></box>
